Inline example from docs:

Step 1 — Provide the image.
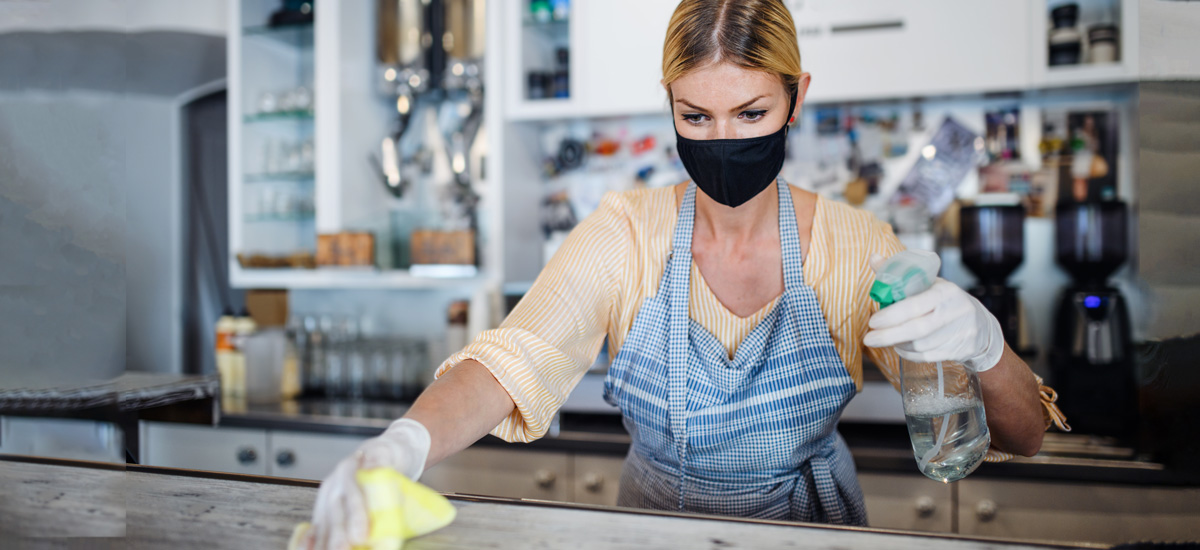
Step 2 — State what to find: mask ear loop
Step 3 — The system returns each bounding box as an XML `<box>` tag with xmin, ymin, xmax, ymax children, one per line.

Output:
<box><xmin>784</xmin><ymin>85</ymin><xmax>799</xmax><ymax>132</ymax></box>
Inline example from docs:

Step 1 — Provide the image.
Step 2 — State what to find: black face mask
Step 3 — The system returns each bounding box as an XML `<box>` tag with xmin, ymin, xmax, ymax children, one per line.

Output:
<box><xmin>674</xmin><ymin>91</ymin><xmax>796</xmax><ymax>208</ymax></box>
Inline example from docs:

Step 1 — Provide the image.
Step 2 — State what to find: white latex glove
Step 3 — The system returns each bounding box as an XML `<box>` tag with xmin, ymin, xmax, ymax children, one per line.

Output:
<box><xmin>862</xmin><ymin>255</ymin><xmax>1005</xmax><ymax>372</ymax></box>
<box><xmin>303</xmin><ymin>417</ymin><xmax>431</xmax><ymax>550</ymax></box>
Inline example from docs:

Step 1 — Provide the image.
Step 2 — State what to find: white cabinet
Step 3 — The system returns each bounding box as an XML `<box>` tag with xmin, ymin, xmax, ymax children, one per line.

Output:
<box><xmin>421</xmin><ymin>446</ymin><xmax>573</xmax><ymax>502</ymax></box>
<box><xmin>142</xmin><ymin>422</ymin><xmax>270</xmax><ymax>476</ymax></box>
<box><xmin>267</xmin><ymin>430</ymin><xmax>366</xmax><ymax>481</ymax></box>
<box><xmin>958</xmin><ymin>478</ymin><xmax>1200</xmax><ymax>544</ymax></box>
<box><xmin>573</xmin><ymin>0</ymin><xmax>674</xmax><ymax>117</ymax></box>
<box><xmin>140</xmin><ymin>422</ymin><xmax>368</xmax><ymax>479</ymax></box>
<box><xmin>503</xmin><ymin>0</ymin><xmax>675</xmax><ymax>120</ymax></box>
<box><xmin>796</xmin><ymin>0</ymin><xmax>1031</xmax><ymax>103</ymax></box>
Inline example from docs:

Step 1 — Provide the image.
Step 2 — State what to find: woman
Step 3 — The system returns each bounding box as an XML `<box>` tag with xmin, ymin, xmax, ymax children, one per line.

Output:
<box><xmin>302</xmin><ymin>1</ymin><xmax>1061</xmax><ymax>547</ymax></box>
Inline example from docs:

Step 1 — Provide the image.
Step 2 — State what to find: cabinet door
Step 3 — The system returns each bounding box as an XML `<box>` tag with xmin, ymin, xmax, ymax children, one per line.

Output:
<box><xmin>858</xmin><ymin>472</ymin><xmax>953</xmax><ymax>533</ymax></box>
<box><xmin>141</xmin><ymin>422</ymin><xmax>269</xmax><ymax>476</ymax></box>
<box><xmin>958</xmin><ymin>478</ymin><xmax>1200</xmax><ymax>544</ymax></box>
<box><xmin>420</xmin><ymin>447</ymin><xmax>571</xmax><ymax>502</ymax></box>
<box><xmin>798</xmin><ymin>0</ymin><xmax>1029</xmax><ymax>102</ymax></box>
<box><xmin>267</xmin><ymin>431</ymin><xmax>366</xmax><ymax>480</ymax></box>
<box><xmin>574</xmin><ymin>0</ymin><xmax>675</xmax><ymax>117</ymax></box>
<box><xmin>572</xmin><ymin>454</ymin><xmax>625</xmax><ymax>506</ymax></box>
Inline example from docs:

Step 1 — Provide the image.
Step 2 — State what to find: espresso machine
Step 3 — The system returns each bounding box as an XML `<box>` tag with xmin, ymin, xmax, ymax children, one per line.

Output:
<box><xmin>1050</xmin><ymin>201</ymin><xmax>1136</xmax><ymax>439</ymax></box>
<box><xmin>960</xmin><ymin>204</ymin><xmax>1026</xmax><ymax>349</ymax></box>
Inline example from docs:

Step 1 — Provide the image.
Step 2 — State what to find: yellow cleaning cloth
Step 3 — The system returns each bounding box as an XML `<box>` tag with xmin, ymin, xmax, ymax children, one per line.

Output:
<box><xmin>289</xmin><ymin>468</ymin><xmax>457</xmax><ymax>550</ymax></box>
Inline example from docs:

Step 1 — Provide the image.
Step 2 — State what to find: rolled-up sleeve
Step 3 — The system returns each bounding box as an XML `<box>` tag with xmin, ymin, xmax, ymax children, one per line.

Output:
<box><xmin>435</xmin><ymin>192</ymin><xmax>632</xmax><ymax>442</ymax></box>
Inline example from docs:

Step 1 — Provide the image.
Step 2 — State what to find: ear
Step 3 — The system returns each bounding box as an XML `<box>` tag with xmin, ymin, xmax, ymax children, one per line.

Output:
<box><xmin>790</xmin><ymin>73</ymin><xmax>812</xmax><ymax>124</ymax></box>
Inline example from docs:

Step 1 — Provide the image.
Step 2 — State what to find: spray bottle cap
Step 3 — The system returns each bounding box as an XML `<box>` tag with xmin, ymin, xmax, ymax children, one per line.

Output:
<box><xmin>869</xmin><ymin>250</ymin><xmax>941</xmax><ymax>307</ymax></box>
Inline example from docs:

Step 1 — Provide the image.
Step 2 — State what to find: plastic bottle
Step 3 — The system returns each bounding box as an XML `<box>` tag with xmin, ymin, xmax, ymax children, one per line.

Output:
<box><xmin>231</xmin><ymin>309</ymin><xmax>258</xmax><ymax>401</ymax></box>
<box><xmin>870</xmin><ymin>250</ymin><xmax>991</xmax><ymax>483</ymax></box>
<box><xmin>215</xmin><ymin>309</ymin><xmax>237</xmax><ymax>399</ymax></box>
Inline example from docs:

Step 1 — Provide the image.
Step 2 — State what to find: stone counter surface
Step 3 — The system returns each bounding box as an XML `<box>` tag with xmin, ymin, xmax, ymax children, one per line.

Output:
<box><xmin>0</xmin><ymin>455</ymin><xmax>1101</xmax><ymax>550</ymax></box>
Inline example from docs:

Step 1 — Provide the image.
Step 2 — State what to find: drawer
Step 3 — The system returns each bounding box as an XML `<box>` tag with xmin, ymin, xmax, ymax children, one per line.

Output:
<box><xmin>268</xmin><ymin>431</ymin><xmax>366</xmax><ymax>480</ymax></box>
<box><xmin>859</xmin><ymin>472</ymin><xmax>953</xmax><ymax>533</ymax></box>
<box><xmin>141</xmin><ymin>422</ymin><xmax>268</xmax><ymax>476</ymax></box>
<box><xmin>958</xmin><ymin>478</ymin><xmax>1200</xmax><ymax>544</ymax></box>
<box><xmin>421</xmin><ymin>447</ymin><xmax>571</xmax><ymax>502</ymax></box>
<box><xmin>572</xmin><ymin>454</ymin><xmax>624</xmax><ymax>506</ymax></box>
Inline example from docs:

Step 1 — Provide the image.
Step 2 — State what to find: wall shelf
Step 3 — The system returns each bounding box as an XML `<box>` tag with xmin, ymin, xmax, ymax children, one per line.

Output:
<box><xmin>242</xmin><ymin>110</ymin><xmax>314</xmax><ymax>124</ymax></box>
<box><xmin>244</xmin><ymin>171</ymin><xmax>315</xmax><ymax>182</ymax></box>
<box><xmin>230</xmin><ymin>267</ymin><xmax>485</xmax><ymax>290</ymax></box>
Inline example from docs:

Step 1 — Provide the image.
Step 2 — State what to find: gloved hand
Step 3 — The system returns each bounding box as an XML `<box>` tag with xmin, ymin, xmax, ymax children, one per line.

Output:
<box><xmin>300</xmin><ymin>418</ymin><xmax>432</xmax><ymax>550</ymax></box>
<box><xmin>862</xmin><ymin>255</ymin><xmax>1005</xmax><ymax>372</ymax></box>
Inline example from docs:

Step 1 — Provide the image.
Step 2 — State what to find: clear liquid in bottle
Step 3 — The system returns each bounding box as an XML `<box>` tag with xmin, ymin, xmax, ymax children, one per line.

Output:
<box><xmin>904</xmin><ymin>393</ymin><xmax>990</xmax><ymax>483</ymax></box>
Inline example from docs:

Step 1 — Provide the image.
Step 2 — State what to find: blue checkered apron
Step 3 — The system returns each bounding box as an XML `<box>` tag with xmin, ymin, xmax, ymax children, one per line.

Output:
<box><xmin>603</xmin><ymin>180</ymin><xmax>867</xmax><ymax>525</ymax></box>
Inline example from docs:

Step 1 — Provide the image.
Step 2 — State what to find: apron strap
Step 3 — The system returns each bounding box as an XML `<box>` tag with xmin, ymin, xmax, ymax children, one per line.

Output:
<box><xmin>666</xmin><ymin>184</ymin><xmax>698</xmax><ymax>494</ymax></box>
<box><xmin>776</xmin><ymin>177</ymin><xmax>806</xmax><ymax>290</ymax></box>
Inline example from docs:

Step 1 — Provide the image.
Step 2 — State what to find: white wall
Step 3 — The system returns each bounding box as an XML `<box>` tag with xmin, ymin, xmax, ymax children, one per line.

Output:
<box><xmin>0</xmin><ymin>90</ymin><xmax>129</xmax><ymax>387</ymax></box>
<box><xmin>0</xmin><ymin>0</ymin><xmax>228</xmax><ymax>383</ymax></box>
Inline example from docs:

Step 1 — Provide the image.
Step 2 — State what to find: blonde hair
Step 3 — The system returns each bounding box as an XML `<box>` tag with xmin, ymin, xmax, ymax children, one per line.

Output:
<box><xmin>662</xmin><ymin>0</ymin><xmax>803</xmax><ymax>100</ymax></box>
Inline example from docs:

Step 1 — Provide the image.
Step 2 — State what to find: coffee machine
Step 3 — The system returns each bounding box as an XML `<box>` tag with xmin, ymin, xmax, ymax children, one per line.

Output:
<box><xmin>1050</xmin><ymin>201</ymin><xmax>1135</xmax><ymax>439</ymax></box>
<box><xmin>960</xmin><ymin>204</ymin><xmax>1025</xmax><ymax>349</ymax></box>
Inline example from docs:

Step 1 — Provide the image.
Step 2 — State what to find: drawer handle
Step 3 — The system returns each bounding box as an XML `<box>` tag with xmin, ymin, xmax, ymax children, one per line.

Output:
<box><xmin>582</xmin><ymin>472</ymin><xmax>605</xmax><ymax>493</ymax></box>
<box><xmin>276</xmin><ymin>450</ymin><xmax>296</xmax><ymax>467</ymax></box>
<box><xmin>976</xmin><ymin>499</ymin><xmax>998</xmax><ymax>522</ymax></box>
<box><xmin>236</xmin><ymin>446</ymin><xmax>258</xmax><ymax>465</ymax></box>
<box><xmin>534</xmin><ymin>469</ymin><xmax>556</xmax><ymax>489</ymax></box>
<box><xmin>915</xmin><ymin>496</ymin><xmax>936</xmax><ymax>518</ymax></box>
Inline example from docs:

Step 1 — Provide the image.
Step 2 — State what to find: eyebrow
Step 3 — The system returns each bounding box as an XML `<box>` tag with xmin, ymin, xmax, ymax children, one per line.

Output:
<box><xmin>675</xmin><ymin>95</ymin><xmax>769</xmax><ymax>113</ymax></box>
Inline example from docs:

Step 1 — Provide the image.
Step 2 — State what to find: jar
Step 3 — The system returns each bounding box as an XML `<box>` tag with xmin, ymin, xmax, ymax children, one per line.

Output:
<box><xmin>1088</xmin><ymin>24</ymin><xmax>1119</xmax><ymax>64</ymax></box>
<box><xmin>1048</xmin><ymin>3</ymin><xmax>1081</xmax><ymax>66</ymax></box>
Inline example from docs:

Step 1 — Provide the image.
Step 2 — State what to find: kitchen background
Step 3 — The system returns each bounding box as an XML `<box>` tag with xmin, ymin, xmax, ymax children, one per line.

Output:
<box><xmin>1</xmin><ymin>0</ymin><xmax>1198</xmax><ymax>544</ymax></box>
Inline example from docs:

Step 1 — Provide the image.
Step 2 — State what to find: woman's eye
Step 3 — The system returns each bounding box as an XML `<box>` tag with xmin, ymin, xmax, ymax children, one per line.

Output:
<box><xmin>740</xmin><ymin>110</ymin><xmax>767</xmax><ymax>121</ymax></box>
<box><xmin>681</xmin><ymin>113</ymin><xmax>708</xmax><ymax>124</ymax></box>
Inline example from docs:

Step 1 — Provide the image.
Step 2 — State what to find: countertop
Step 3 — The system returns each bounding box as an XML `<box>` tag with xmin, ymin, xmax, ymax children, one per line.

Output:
<box><xmin>219</xmin><ymin>399</ymin><xmax>1197</xmax><ymax>487</ymax></box>
<box><xmin>0</xmin><ymin>455</ymin><xmax>1103</xmax><ymax>549</ymax></box>
<box><xmin>0</xmin><ymin>372</ymin><xmax>217</xmax><ymax>413</ymax></box>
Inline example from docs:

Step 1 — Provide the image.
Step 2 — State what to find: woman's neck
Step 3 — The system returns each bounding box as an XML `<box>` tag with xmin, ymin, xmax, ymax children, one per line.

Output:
<box><xmin>692</xmin><ymin>180</ymin><xmax>780</xmax><ymax>245</ymax></box>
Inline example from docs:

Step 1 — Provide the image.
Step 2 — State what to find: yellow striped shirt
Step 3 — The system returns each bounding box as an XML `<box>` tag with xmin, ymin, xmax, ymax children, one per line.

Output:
<box><xmin>437</xmin><ymin>184</ymin><xmax>1064</xmax><ymax>459</ymax></box>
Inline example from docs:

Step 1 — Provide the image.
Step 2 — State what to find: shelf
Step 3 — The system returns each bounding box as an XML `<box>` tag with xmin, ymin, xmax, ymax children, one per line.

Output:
<box><xmin>523</xmin><ymin>17</ymin><xmax>569</xmax><ymax>40</ymax></box>
<box><xmin>1041</xmin><ymin>62</ymin><xmax>1137</xmax><ymax>89</ymax></box>
<box><xmin>244</xmin><ymin>172</ymin><xmax>315</xmax><ymax>183</ymax></box>
<box><xmin>243</xmin><ymin>110</ymin><xmax>314</xmax><ymax>124</ymax></box>
<box><xmin>243</xmin><ymin>213</ymin><xmax>315</xmax><ymax>223</ymax></box>
<box><xmin>230</xmin><ymin>266</ymin><xmax>486</xmax><ymax>290</ymax></box>
<box><xmin>242</xmin><ymin>22</ymin><xmax>314</xmax><ymax>49</ymax></box>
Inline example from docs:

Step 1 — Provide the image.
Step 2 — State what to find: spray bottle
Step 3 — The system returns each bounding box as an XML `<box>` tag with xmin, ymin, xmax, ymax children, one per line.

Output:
<box><xmin>871</xmin><ymin>250</ymin><xmax>991</xmax><ymax>483</ymax></box>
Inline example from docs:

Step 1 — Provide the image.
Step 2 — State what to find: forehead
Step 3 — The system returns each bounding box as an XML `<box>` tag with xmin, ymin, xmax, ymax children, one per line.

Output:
<box><xmin>670</xmin><ymin>61</ymin><xmax>784</xmax><ymax>104</ymax></box>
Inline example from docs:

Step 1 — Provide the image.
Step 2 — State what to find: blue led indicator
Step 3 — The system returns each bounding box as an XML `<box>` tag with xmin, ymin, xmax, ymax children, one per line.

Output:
<box><xmin>1084</xmin><ymin>295</ymin><xmax>1101</xmax><ymax>309</ymax></box>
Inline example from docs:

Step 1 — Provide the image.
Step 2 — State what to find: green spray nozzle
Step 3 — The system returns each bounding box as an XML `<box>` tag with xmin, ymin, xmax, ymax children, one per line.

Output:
<box><xmin>869</xmin><ymin>250</ymin><xmax>941</xmax><ymax>307</ymax></box>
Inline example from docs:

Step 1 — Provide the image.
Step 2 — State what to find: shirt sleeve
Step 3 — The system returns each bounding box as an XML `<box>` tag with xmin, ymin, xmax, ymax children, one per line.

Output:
<box><xmin>859</xmin><ymin>218</ymin><xmax>906</xmax><ymax>392</ymax></box>
<box><xmin>434</xmin><ymin>192</ymin><xmax>632</xmax><ymax>443</ymax></box>
<box><xmin>855</xmin><ymin>218</ymin><xmax>1071</xmax><ymax>462</ymax></box>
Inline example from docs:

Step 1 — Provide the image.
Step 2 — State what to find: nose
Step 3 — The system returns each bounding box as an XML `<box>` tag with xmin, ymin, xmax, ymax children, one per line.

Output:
<box><xmin>714</xmin><ymin>119</ymin><xmax>735</xmax><ymax>140</ymax></box>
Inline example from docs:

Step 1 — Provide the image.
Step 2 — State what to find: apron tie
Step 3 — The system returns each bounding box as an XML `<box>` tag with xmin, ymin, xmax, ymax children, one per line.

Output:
<box><xmin>803</xmin><ymin>436</ymin><xmax>848</xmax><ymax>525</ymax></box>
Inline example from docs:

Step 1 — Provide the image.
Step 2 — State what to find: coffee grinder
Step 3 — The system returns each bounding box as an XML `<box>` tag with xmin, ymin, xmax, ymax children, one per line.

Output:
<box><xmin>960</xmin><ymin>204</ymin><xmax>1026</xmax><ymax>349</ymax></box>
<box><xmin>1050</xmin><ymin>201</ymin><xmax>1135</xmax><ymax>439</ymax></box>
